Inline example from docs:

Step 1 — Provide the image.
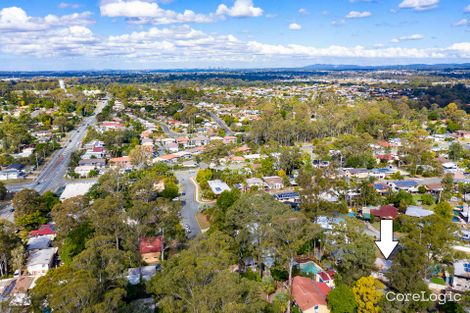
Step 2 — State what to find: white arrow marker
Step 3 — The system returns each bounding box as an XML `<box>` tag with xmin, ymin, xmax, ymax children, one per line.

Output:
<box><xmin>375</xmin><ymin>219</ymin><xmax>398</xmax><ymax>259</ymax></box>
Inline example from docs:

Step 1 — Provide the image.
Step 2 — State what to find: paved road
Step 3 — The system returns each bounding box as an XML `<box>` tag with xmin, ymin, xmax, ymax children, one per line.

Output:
<box><xmin>175</xmin><ymin>170</ymin><xmax>202</xmax><ymax>239</ymax></box>
<box><xmin>0</xmin><ymin>204</ymin><xmax>14</xmax><ymax>223</ymax></box>
<box><xmin>206</xmin><ymin>111</ymin><xmax>233</xmax><ymax>136</ymax></box>
<box><xmin>6</xmin><ymin>98</ymin><xmax>108</xmax><ymax>195</ymax></box>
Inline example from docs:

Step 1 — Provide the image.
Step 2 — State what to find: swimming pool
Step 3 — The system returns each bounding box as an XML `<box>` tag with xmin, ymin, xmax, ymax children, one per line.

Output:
<box><xmin>299</xmin><ymin>262</ymin><xmax>321</xmax><ymax>275</ymax></box>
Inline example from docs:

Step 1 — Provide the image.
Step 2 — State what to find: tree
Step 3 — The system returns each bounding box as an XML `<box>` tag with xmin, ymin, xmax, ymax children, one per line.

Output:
<box><xmin>327</xmin><ymin>284</ymin><xmax>357</xmax><ymax>313</ymax></box>
<box><xmin>52</xmin><ymin>195</ymin><xmax>89</xmax><ymax>240</ymax></box>
<box><xmin>387</xmin><ymin>190</ymin><xmax>415</xmax><ymax>213</ymax></box>
<box><xmin>12</xmin><ymin>189</ymin><xmax>47</xmax><ymax>230</ymax></box>
<box><xmin>325</xmin><ymin>218</ymin><xmax>376</xmax><ymax>285</ymax></box>
<box><xmin>160</xmin><ymin>179</ymin><xmax>179</xmax><ymax>199</ymax></box>
<box><xmin>224</xmin><ymin>193</ymin><xmax>291</xmax><ymax>273</ymax></box>
<box><xmin>72</xmin><ymin>235</ymin><xmax>129</xmax><ymax>285</ymax></box>
<box><xmin>352</xmin><ymin>276</ymin><xmax>383</xmax><ymax>313</ymax></box>
<box><xmin>0</xmin><ymin>220</ymin><xmax>20</xmax><ymax>276</ymax></box>
<box><xmin>357</xmin><ymin>180</ymin><xmax>380</xmax><ymax>206</ymax></box>
<box><xmin>86</xmin><ymin>195</ymin><xmax>127</xmax><ymax>249</ymax></box>
<box><xmin>0</xmin><ymin>182</ymin><xmax>7</xmax><ymax>200</ymax></box>
<box><xmin>268</xmin><ymin>212</ymin><xmax>321</xmax><ymax>313</ymax></box>
<box><xmin>216</xmin><ymin>190</ymin><xmax>240</xmax><ymax>211</ymax></box>
<box><xmin>60</xmin><ymin>223</ymin><xmax>94</xmax><ymax>265</ymax></box>
<box><xmin>278</xmin><ymin>146</ymin><xmax>302</xmax><ymax>175</ymax></box>
<box><xmin>31</xmin><ymin>266</ymin><xmax>100</xmax><ymax>313</ymax></box>
<box><xmin>387</xmin><ymin>233</ymin><xmax>432</xmax><ymax>312</ymax></box>
<box><xmin>434</xmin><ymin>201</ymin><xmax>453</xmax><ymax>220</ymax></box>
<box><xmin>448</xmin><ymin>142</ymin><xmax>464</xmax><ymax>161</ymax></box>
<box><xmin>441</xmin><ymin>173</ymin><xmax>454</xmax><ymax>201</ymax></box>
<box><xmin>129</xmin><ymin>145</ymin><xmax>152</xmax><ymax>169</ymax></box>
<box><xmin>148</xmin><ymin>231</ymin><xmax>267</xmax><ymax>313</ymax></box>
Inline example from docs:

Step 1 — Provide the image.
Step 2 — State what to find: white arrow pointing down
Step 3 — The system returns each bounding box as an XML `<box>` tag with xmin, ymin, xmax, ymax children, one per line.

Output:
<box><xmin>375</xmin><ymin>219</ymin><xmax>398</xmax><ymax>259</ymax></box>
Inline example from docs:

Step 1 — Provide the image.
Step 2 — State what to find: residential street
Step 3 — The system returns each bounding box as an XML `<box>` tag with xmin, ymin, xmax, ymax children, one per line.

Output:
<box><xmin>175</xmin><ymin>170</ymin><xmax>202</xmax><ymax>239</ymax></box>
<box><xmin>206</xmin><ymin>111</ymin><xmax>233</xmax><ymax>136</ymax></box>
<box><xmin>6</xmin><ymin>98</ymin><xmax>108</xmax><ymax>195</ymax></box>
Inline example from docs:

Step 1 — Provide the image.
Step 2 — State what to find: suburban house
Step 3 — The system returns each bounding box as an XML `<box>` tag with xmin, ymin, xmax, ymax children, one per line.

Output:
<box><xmin>26</xmin><ymin>247</ymin><xmax>57</xmax><ymax>276</ymax></box>
<box><xmin>207</xmin><ymin>180</ymin><xmax>231</xmax><ymax>195</ymax></box>
<box><xmin>405</xmin><ymin>206</ymin><xmax>434</xmax><ymax>218</ymax></box>
<box><xmin>262</xmin><ymin>176</ymin><xmax>284</xmax><ymax>190</ymax></box>
<box><xmin>374</xmin><ymin>183</ymin><xmax>390</xmax><ymax>195</ymax></box>
<box><xmin>273</xmin><ymin>192</ymin><xmax>300</xmax><ymax>203</ymax></box>
<box><xmin>292</xmin><ymin>276</ymin><xmax>331</xmax><ymax>313</ymax></box>
<box><xmin>342</xmin><ymin>168</ymin><xmax>370</xmax><ymax>179</ymax></box>
<box><xmin>60</xmin><ymin>182</ymin><xmax>95</xmax><ymax>201</ymax></box>
<box><xmin>223</xmin><ymin>136</ymin><xmax>237</xmax><ymax>144</ymax></box>
<box><xmin>0</xmin><ymin>168</ymin><xmax>23</xmax><ymax>181</ymax></box>
<box><xmin>245</xmin><ymin>177</ymin><xmax>264</xmax><ymax>189</ymax></box>
<box><xmin>0</xmin><ymin>163</ymin><xmax>25</xmax><ymax>181</ymax></box>
<box><xmin>100</xmin><ymin>121</ymin><xmax>125</xmax><ymax>132</ymax></box>
<box><xmin>139</xmin><ymin>236</ymin><xmax>163</xmax><ymax>265</ymax></box>
<box><xmin>453</xmin><ymin>260</ymin><xmax>470</xmax><ymax>292</ymax></box>
<box><xmin>82</xmin><ymin>146</ymin><xmax>107</xmax><ymax>159</ymax></box>
<box><xmin>387</xmin><ymin>180</ymin><xmax>419</xmax><ymax>192</ymax></box>
<box><xmin>371</xmin><ymin>205</ymin><xmax>399</xmax><ymax>220</ymax></box>
<box><xmin>29</xmin><ymin>224</ymin><xmax>56</xmax><ymax>240</ymax></box>
<box><xmin>190</xmin><ymin>136</ymin><xmax>210</xmax><ymax>147</ymax></box>
<box><xmin>164</xmin><ymin>142</ymin><xmax>179</xmax><ymax>153</ymax></box>
<box><xmin>127</xmin><ymin>265</ymin><xmax>158</xmax><ymax>285</ymax></box>
<box><xmin>26</xmin><ymin>236</ymin><xmax>51</xmax><ymax>251</ymax></box>
<box><xmin>109</xmin><ymin>156</ymin><xmax>132</xmax><ymax>169</ymax></box>
<box><xmin>74</xmin><ymin>165</ymin><xmax>99</xmax><ymax>177</ymax></box>
<box><xmin>78</xmin><ymin>158</ymin><xmax>106</xmax><ymax>168</ymax></box>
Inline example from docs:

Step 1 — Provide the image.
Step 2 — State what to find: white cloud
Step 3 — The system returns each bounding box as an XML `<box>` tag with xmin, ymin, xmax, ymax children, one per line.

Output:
<box><xmin>298</xmin><ymin>8</ymin><xmax>309</xmax><ymax>16</ymax></box>
<box><xmin>391</xmin><ymin>34</ymin><xmax>424</xmax><ymax>43</ymax></box>
<box><xmin>100</xmin><ymin>0</ymin><xmax>160</xmax><ymax>17</ymax></box>
<box><xmin>346</xmin><ymin>11</ymin><xmax>372</xmax><ymax>19</ymax></box>
<box><xmin>398</xmin><ymin>0</ymin><xmax>439</xmax><ymax>11</ymax></box>
<box><xmin>58</xmin><ymin>2</ymin><xmax>81</xmax><ymax>9</ymax></box>
<box><xmin>288</xmin><ymin>22</ymin><xmax>302</xmax><ymax>30</ymax></box>
<box><xmin>100</xmin><ymin>0</ymin><xmax>213</xmax><ymax>24</ymax></box>
<box><xmin>0</xmin><ymin>6</ymin><xmax>93</xmax><ymax>32</ymax></box>
<box><xmin>216</xmin><ymin>0</ymin><xmax>263</xmax><ymax>17</ymax></box>
<box><xmin>331</xmin><ymin>19</ymin><xmax>346</xmax><ymax>26</ymax></box>
<box><xmin>1</xmin><ymin>7</ymin><xmax>470</xmax><ymax>65</ymax></box>
<box><xmin>453</xmin><ymin>18</ymin><xmax>469</xmax><ymax>26</ymax></box>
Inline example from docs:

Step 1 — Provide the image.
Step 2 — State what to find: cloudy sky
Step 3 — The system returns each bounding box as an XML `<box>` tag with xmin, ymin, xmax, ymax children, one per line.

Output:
<box><xmin>1</xmin><ymin>0</ymin><xmax>470</xmax><ymax>70</ymax></box>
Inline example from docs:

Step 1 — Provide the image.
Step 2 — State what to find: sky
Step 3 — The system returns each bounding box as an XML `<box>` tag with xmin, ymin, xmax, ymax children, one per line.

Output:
<box><xmin>1</xmin><ymin>0</ymin><xmax>470</xmax><ymax>70</ymax></box>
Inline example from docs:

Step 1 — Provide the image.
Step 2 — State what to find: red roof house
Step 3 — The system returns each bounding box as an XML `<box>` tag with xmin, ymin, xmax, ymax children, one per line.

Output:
<box><xmin>139</xmin><ymin>236</ymin><xmax>163</xmax><ymax>265</ymax></box>
<box><xmin>292</xmin><ymin>276</ymin><xmax>331</xmax><ymax>313</ymax></box>
<box><xmin>29</xmin><ymin>224</ymin><xmax>56</xmax><ymax>239</ymax></box>
<box><xmin>371</xmin><ymin>205</ymin><xmax>398</xmax><ymax>220</ymax></box>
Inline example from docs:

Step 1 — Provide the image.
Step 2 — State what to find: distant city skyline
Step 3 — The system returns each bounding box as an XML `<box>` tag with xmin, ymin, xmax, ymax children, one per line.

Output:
<box><xmin>1</xmin><ymin>0</ymin><xmax>470</xmax><ymax>70</ymax></box>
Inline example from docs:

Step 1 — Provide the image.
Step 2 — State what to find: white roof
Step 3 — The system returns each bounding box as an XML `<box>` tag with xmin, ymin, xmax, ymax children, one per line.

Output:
<box><xmin>207</xmin><ymin>180</ymin><xmax>231</xmax><ymax>195</ymax></box>
<box><xmin>60</xmin><ymin>182</ymin><xmax>95</xmax><ymax>200</ymax></box>
<box><xmin>26</xmin><ymin>248</ymin><xmax>57</xmax><ymax>267</ymax></box>
<box><xmin>26</xmin><ymin>236</ymin><xmax>51</xmax><ymax>251</ymax></box>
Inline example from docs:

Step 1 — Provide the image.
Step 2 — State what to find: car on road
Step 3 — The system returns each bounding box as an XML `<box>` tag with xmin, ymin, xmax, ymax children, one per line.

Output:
<box><xmin>9</xmin><ymin>208</ymin><xmax>15</xmax><ymax>213</ymax></box>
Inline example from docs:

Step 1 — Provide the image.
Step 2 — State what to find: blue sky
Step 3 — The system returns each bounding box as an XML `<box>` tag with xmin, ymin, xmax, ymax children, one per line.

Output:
<box><xmin>1</xmin><ymin>0</ymin><xmax>470</xmax><ymax>70</ymax></box>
